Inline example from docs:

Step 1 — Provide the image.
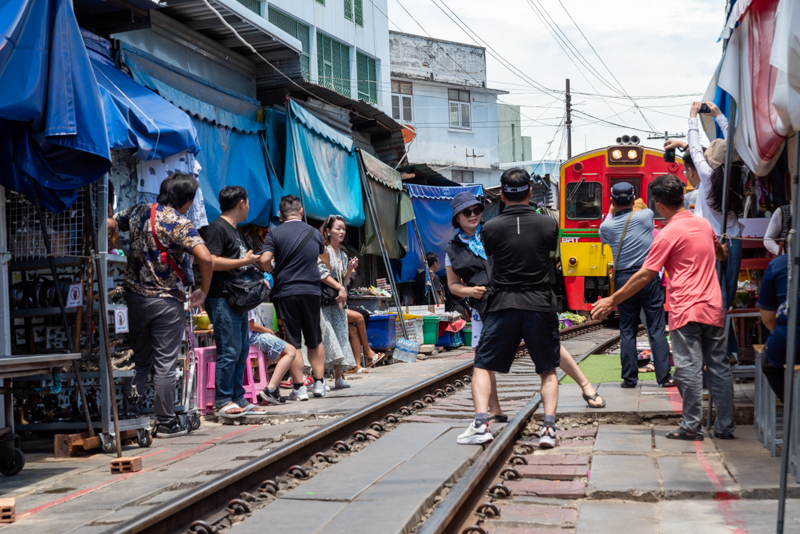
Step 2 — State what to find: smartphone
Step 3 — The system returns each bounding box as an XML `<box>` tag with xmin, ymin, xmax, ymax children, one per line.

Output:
<box><xmin>664</xmin><ymin>148</ymin><xmax>676</xmax><ymax>163</ymax></box>
<box><xmin>699</xmin><ymin>103</ymin><xmax>710</xmax><ymax>114</ymax></box>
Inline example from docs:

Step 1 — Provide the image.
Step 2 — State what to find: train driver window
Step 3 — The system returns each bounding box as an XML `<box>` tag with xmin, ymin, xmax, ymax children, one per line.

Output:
<box><xmin>566</xmin><ymin>181</ymin><xmax>602</xmax><ymax>220</ymax></box>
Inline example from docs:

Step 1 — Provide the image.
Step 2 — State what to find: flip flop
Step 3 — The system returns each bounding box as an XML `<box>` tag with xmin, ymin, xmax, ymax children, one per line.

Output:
<box><xmin>582</xmin><ymin>392</ymin><xmax>606</xmax><ymax>408</ymax></box>
<box><xmin>665</xmin><ymin>429</ymin><xmax>704</xmax><ymax>441</ymax></box>
<box><xmin>242</xmin><ymin>403</ymin><xmax>269</xmax><ymax>416</ymax></box>
<box><xmin>368</xmin><ymin>353</ymin><xmax>386</xmax><ymax>367</ymax></box>
<box><xmin>638</xmin><ymin>363</ymin><xmax>656</xmax><ymax>373</ymax></box>
<box><xmin>488</xmin><ymin>414</ymin><xmax>509</xmax><ymax>423</ymax></box>
<box><xmin>214</xmin><ymin>402</ymin><xmax>246</xmax><ymax>419</ymax></box>
<box><xmin>346</xmin><ymin>367</ymin><xmax>370</xmax><ymax>374</ymax></box>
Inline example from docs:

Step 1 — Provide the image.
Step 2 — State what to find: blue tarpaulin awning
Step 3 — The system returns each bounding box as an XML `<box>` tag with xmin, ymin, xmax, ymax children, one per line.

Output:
<box><xmin>83</xmin><ymin>31</ymin><xmax>199</xmax><ymax>161</ymax></box>
<box><xmin>284</xmin><ymin>100</ymin><xmax>365</xmax><ymax>226</ymax></box>
<box><xmin>394</xmin><ymin>184</ymin><xmax>484</xmax><ymax>284</ymax></box>
<box><xmin>0</xmin><ymin>0</ymin><xmax>111</xmax><ymax>212</ymax></box>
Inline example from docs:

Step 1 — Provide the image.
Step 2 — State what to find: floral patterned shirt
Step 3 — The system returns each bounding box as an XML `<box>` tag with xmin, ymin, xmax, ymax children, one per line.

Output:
<box><xmin>115</xmin><ymin>203</ymin><xmax>204</xmax><ymax>301</ymax></box>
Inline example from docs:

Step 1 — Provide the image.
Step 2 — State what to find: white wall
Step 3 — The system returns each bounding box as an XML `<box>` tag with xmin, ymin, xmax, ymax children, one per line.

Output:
<box><xmin>401</xmin><ymin>79</ymin><xmax>501</xmax><ymax>180</ymax></box>
<box><xmin>267</xmin><ymin>0</ymin><xmax>390</xmax><ymax>112</ymax></box>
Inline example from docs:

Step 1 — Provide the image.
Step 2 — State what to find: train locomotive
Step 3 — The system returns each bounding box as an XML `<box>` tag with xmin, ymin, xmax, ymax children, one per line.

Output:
<box><xmin>558</xmin><ymin>135</ymin><xmax>686</xmax><ymax>311</ymax></box>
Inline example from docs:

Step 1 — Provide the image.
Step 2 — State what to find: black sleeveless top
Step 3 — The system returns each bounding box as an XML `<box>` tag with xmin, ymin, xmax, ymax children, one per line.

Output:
<box><xmin>445</xmin><ymin>237</ymin><xmax>493</xmax><ymax>319</ymax></box>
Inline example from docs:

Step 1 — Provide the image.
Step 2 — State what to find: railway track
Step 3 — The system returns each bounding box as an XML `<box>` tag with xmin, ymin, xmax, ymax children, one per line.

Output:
<box><xmin>103</xmin><ymin>320</ymin><xmax>620</xmax><ymax>534</ymax></box>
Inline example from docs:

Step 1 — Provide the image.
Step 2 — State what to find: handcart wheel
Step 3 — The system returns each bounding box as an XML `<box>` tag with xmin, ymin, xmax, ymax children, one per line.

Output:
<box><xmin>137</xmin><ymin>429</ymin><xmax>152</xmax><ymax>448</ymax></box>
<box><xmin>0</xmin><ymin>448</ymin><xmax>25</xmax><ymax>476</ymax></box>
<box><xmin>191</xmin><ymin>415</ymin><xmax>201</xmax><ymax>431</ymax></box>
<box><xmin>101</xmin><ymin>436</ymin><xmax>116</xmax><ymax>454</ymax></box>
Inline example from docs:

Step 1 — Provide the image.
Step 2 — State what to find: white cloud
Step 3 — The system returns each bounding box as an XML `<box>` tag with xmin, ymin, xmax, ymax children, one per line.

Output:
<box><xmin>388</xmin><ymin>0</ymin><xmax>726</xmax><ymax>158</ymax></box>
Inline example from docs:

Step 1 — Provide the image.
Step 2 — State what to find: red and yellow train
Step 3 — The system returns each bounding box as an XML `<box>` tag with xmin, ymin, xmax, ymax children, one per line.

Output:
<box><xmin>558</xmin><ymin>137</ymin><xmax>686</xmax><ymax>311</ymax></box>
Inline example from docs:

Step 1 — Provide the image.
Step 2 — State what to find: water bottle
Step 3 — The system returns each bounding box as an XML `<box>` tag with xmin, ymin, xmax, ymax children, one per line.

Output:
<box><xmin>395</xmin><ymin>339</ymin><xmax>409</xmax><ymax>362</ymax></box>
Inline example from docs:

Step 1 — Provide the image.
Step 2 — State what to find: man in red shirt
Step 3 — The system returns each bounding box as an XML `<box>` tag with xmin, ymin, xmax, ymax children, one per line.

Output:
<box><xmin>592</xmin><ymin>174</ymin><xmax>735</xmax><ymax>441</ymax></box>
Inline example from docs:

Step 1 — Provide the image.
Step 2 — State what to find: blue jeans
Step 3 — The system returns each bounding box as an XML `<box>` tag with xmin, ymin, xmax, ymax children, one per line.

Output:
<box><xmin>616</xmin><ymin>270</ymin><xmax>672</xmax><ymax>386</ymax></box>
<box><xmin>717</xmin><ymin>238</ymin><xmax>743</xmax><ymax>357</ymax></box>
<box><xmin>206</xmin><ymin>298</ymin><xmax>249</xmax><ymax>407</ymax></box>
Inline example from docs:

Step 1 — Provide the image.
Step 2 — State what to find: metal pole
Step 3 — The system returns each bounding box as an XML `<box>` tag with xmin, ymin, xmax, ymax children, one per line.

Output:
<box><xmin>89</xmin><ymin>179</ymin><xmax>122</xmax><ymax>458</ymax></box>
<box><xmin>29</xmin><ymin>179</ymin><xmax>96</xmax><ymax>438</ymax></box>
<box><xmin>410</xmin><ymin>218</ymin><xmax>440</xmax><ymax>306</ymax></box>
<box><xmin>565</xmin><ymin>79</ymin><xmax>572</xmax><ymax>160</ymax></box>
<box><xmin>357</xmin><ymin>153</ymin><xmax>410</xmax><ymax>340</ymax></box>
<box><xmin>777</xmin><ymin>133</ymin><xmax>800</xmax><ymax>534</ymax></box>
<box><xmin>708</xmin><ymin>99</ymin><xmax>738</xmax><ymax>431</ymax></box>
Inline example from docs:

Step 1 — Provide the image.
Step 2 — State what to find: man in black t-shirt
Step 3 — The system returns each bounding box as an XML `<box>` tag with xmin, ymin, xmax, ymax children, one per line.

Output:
<box><xmin>205</xmin><ymin>186</ymin><xmax>267</xmax><ymax>419</ymax></box>
<box><xmin>457</xmin><ymin>169</ymin><xmax>561</xmax><ymax>448</ymax></box>
<box><xmin>258</xmin><ymin>196</ymin><xmax>329</xmax><ymax>397</ymax></box>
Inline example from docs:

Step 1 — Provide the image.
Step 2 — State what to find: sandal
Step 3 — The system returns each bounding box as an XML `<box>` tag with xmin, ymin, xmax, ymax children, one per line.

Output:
<box><xmin>242</xmin><ymin>403</ymin><xmax>269</xmax><ymax>416</ymax></box>
<box><xmin>660</xmin><ymin>379</ymin><xmax>676</xmax><ymax>388</ymax></box>
<box><xmin>368</xmin><ymin>352</ymin><xmax>386</xmax><ymax>367</ymax></box>
<box><xmin>638</xmin><ymin>363</ymin><xmax>656</xmax><ymax>373</ymax></box>
<box><xmin>488</xmin><ymin>414</ymin><xmax>509</xmax><ymax>423</ymax></box>
<box><xmin>665</xmin><ymin>429</ymin><xmax>704</xmax><ymax>441</ymax></box>
<box><xmin>582</xmin><ymin>392</ymin><xmax>606</xmax><ymax>408</ymax></box>
<box><xmin>214</xmin><ymin>402</ymin><xmax>246</xmax><ymax>419</ymax></box>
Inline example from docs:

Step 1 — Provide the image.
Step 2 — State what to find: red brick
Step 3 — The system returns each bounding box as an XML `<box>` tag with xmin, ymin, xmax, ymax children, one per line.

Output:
<box><xmin>0</xmin><ymin>498</ymin><xmax>15</xmax><ymax>523</ymax></box>
<box><xmin>504</xmin><ymin>479</ymin><xmax>586</xmax><ymax>499</ymax></box>
<box><xmin>557</xmin><ymin>428</ymin><xmax>598</xmax><ymax>439</ymax></box>
<box><xmin>110</xmin><ymin>457</ymin><xmax>142</xmax><ymax>473</ymax></box>
<box><xmin>494</xmin><ymin>502</ymin><xmax>578</xmax><ymax>524</ymax></box>
<box><xmin>515</xmin><ymin>464</ymin><xmax>589</xmax><ymax>480</ymax></box>
<box><xmin>486</xmin><ymin>527</ymin><xmax>572</xmax><ymax>534</ymax></box>
<box><xmin>520</xmin><ymin>454</ymin><xmax>590</xmax><ymax>466</ymax></box>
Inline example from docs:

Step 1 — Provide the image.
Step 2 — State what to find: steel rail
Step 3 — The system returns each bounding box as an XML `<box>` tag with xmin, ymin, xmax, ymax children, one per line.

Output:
<box><xmin>104</xmin><ymin>321</ymin><xmax>608</xmax><ymax>534</ymax></box>
<box><xmin>417</xmin><ymin>329</ymin><xmax>621</xmax><ymax>534</ymax></box>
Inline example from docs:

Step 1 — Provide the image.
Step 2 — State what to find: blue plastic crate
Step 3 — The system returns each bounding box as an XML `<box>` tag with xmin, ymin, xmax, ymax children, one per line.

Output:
<box><xmin>436</xmin><ymin>330</ymin><xmax>463</xmax><ymax>348</ymax></box>
<box><xmin>366</xmin><ymin>313</ymin><xmax>397</xmax><ymax>350</ymax></box>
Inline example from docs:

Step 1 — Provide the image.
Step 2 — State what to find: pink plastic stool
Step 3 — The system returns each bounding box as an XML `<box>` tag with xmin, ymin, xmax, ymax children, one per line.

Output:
<box><xmin>195</xmin><ymin>345</ymin><xmax>270</xmax><ymax>415</ymax></box>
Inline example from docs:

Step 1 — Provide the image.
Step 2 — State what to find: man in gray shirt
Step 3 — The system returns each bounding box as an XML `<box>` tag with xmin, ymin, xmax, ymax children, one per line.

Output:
<box><xmin>599</xmin><ymin>182</ymin><xmax>672</xmax><ymax>388</ymax></box>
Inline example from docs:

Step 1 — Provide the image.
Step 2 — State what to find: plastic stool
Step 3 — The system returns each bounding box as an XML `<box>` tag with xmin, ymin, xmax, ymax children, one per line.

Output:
<box><xmin>195</xmin><ymin>346</ymin><xmax>270</xmax><ymax>415</ymax></box>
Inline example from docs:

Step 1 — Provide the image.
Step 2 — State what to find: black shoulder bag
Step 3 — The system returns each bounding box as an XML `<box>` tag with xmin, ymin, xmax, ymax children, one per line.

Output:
<box><xmin>223</xmin><ymin>231</ymin><xmax>273</xmax><ymax>314</ymax></box>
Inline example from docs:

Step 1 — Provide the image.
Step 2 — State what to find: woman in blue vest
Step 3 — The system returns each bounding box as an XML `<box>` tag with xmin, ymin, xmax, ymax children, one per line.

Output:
<box><xmin>444</xmin><ymin>192</ymin><xmax>605</xmax><ymax>411</ymax></box>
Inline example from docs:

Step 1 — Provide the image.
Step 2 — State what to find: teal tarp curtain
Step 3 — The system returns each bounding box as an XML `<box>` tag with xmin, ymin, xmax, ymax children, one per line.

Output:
<box><xmin>191</xmin><ymin>117</ymin><xmax>284</xmax><ymax>226</ymax></box>
<box><xmin>284</xmin><ymin>100</ymin><xmax>365</xmax><ymax>226</ymax></box>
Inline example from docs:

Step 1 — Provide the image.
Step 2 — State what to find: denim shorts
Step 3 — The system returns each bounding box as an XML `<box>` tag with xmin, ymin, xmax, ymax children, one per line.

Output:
<box><xmin>249</xmin><ymin>333</ymin><xmax>288</xmax><ymax>362</ymax></box>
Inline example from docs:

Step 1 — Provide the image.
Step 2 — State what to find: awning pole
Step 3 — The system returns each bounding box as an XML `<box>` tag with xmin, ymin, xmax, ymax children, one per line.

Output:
<box><xmin>29</xmin><ymin>179</ymin><xmax>95</xmax><ymax>439</ymax></box>
<box><xmin>709</xmin><ymin>99</ymin><xmax>738</xmax><ymax>431</ymax></box>
<box><xmin>777</xmin><ymin>132</ymin><xmax>800</xmax><ymax>534</ymax></box>
<box><xmin>358</xmin><ymin>153</ymin><xmax>409</xmax><ymax>340</ymax></box>
<box><xmin>410</xmin><ymin>218</ymin><xmax>440</xmax><ymax>306</ymax></box>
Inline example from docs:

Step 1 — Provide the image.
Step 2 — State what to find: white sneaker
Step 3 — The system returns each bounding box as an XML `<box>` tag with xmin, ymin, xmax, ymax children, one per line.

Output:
<box><xmin>289</xmin><ymin>385</ymin><xmax>309</xmax><ymax>401</ymax></box>
<box><xmin>457</xmin><ymin>421</ymin><xmax>494</xmax><ymax>445</ymax></box>
<box><xmin>539</xmin><ymin>425</ymin><xmax>557</xmax><ymax>449</ymax></box>
<box><xmin>334</xmin><ymin>377</ymin><xmax>351</xmax><ymax>389</ymax></box>
<box><xmin>313</xmin><ymin>379</ymin><xmax>327</xmax><ymax>398</ymax></box>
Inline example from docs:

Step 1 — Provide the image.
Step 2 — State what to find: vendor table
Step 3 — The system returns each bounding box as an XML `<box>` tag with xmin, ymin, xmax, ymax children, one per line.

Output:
<box><xmin>349</xmin><ymin>296</ymin><xmax>392</xmax><ymax>313</ymax></box>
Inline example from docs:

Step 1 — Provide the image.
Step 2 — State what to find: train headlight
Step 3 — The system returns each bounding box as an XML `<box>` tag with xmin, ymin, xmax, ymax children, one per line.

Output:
<box><xmin>611</xmin><ymin>149</ymin><xmax>622</xmax><ymax>160</ymax></box>
<box><xmin>627</xmin><ymin>149</ymin><xmax>638</xmax><ymax>159</ymax></box>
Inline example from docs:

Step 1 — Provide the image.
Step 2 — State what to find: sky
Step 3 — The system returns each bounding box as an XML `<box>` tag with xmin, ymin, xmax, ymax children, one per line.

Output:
<box><xmin>385</xmin><ymin>0</ymin><xmax>726</xmax><ymax>162</ymax></box>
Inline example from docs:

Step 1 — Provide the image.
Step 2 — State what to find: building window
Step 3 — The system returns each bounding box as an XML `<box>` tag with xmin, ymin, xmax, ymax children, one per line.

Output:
<box><xmin>452</xmin><ymin>170</ymin><xmax>474</xmax><ymax>183</ymax></box>
<box><xmin>357</xmin><ymin>52</ymin><xmax>377</xmax><ymax>104</ymax></box>
<box><xmin>345</xmin><ymin>0</ymin><xmax>353</xmax><ymax>20</ymax></box>
<box><xmin>316</xmin><ymin>0</ymin><xmax>324</xmax><ymax>4</ymax></box>
<box><xmin>268</xmin><ymin>7</ymin><xmax>311</xmax><ymax>79</ymax></box>
<box><xmin>448</xmin><ymin>89</ymin><xmax>471</xmax><ymax>130</ymax></box>
<box><xmin>355</xmin><ymin>0</ymin><xmax>364</xmax><ymax>26</ymax></box>
<box><xmin>317</xmin><ymin>32</ymin><xmax>350</xmax><ymax>96</ymax></box>
<box><xmin>235</xmin><ymin>0</ymin><xmax>260</xmax><ymax>15</ymax></box>
<box><xmin>391</xmin><ymin>81</ymin><xmax>413</xmax><ymax>123</ymax></box>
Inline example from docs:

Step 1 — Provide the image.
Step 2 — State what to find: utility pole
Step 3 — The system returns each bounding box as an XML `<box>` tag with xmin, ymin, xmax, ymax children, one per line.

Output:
<box><xmin>565</xmin><ymin>78</ymin><xmax>572</xmax><ymax>159</ymax></box>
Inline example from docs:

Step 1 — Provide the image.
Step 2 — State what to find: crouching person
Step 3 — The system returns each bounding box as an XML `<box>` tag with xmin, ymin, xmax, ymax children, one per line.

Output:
<box><xmin>249</xmin><ymin>311</ymin><xmax>309</xmax><ymax>403</ymax></box>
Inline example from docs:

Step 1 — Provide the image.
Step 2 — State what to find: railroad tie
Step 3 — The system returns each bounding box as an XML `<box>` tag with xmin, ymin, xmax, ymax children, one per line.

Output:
<box><xmin>110</xmin><ymin>457</ymin><xmax>142</xmax><ymax>474</ymax></box>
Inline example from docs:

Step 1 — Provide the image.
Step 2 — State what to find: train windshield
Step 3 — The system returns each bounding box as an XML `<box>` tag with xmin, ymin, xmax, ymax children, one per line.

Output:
<box><xmin>566</xmin><ymin>181</ymin><xmax>602</xmax><ymax>220</ymax></box>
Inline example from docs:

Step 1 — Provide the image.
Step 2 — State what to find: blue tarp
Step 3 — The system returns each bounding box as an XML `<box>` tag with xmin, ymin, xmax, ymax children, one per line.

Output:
<box><xmin>394</xmin><ymin>184</ymin><xmax>483</xmax><ymax>283</ymax></box>
<box><xmin>83</xmin><ymin>31</ymin><xmax>199</xmax><ymax>160</ymax></box>
<box><xmin>121</xmin><ymin>43</ymin><xmax>263</xmax><ymax>134</ymax></box>
<box><xmin>0</xmin><ymin>0</ymin><xmax>111</xmax><ymax>212</ymax></box>
<box><xmin>192</xmin><ymin>117</ymin><xmax>283</xmax><ymax>226</ymax></box>
<box><xmin>284</xmin><ymin>100</ymin><xmax>364</xmax><ymax>226</ymax></box>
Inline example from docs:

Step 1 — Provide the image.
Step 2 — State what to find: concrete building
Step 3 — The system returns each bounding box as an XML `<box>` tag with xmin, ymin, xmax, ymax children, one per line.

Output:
<box><xmin>497</xmin><ymin>103</ymin><xmax>532</xmax><ymax>171</ymax></box>
<box><xmin>389</xmin><ymin>31</ymin><xmax>508</xmax><ymax>188</ymax></box>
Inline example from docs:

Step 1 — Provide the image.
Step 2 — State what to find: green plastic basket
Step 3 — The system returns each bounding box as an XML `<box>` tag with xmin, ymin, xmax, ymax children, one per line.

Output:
<box><xmin>463</xmin><ymin>322</ymin><xmax>472</xmax><ymax>347</ymax></box>
<box><xmin>423</xmin><ymin>316</ymin><xmax>440</xmax><ymax>345</ymax></box>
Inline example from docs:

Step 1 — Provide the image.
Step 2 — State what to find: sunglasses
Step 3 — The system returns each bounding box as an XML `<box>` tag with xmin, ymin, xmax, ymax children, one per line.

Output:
<box><xmin>460</xmin><ymin>205</ymin><xmax>484</xmax><ymax>217</ymax></box>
